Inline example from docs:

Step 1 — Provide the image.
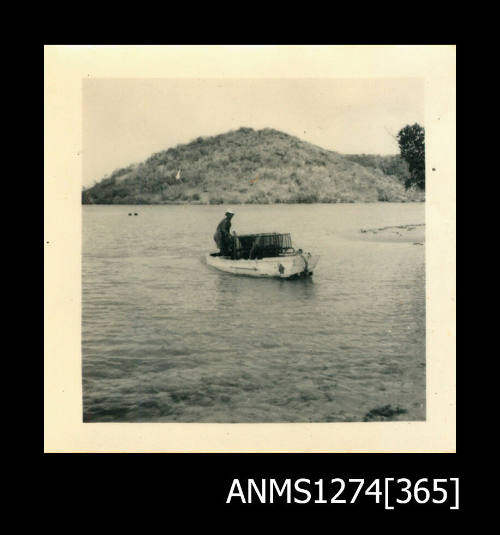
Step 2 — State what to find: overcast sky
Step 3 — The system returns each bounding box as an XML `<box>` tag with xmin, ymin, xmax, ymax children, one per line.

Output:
<box><xmin>83</xmin><ymin>78</ymin><xmax>424</xmax><ymax>187</ymax></box>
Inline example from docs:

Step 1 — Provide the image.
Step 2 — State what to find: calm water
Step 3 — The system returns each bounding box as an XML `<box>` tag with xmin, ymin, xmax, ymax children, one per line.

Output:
<box><xmin>82</xmin><ymin>203</ymin><xmax>425</xmax><ymax>422</ymax></box>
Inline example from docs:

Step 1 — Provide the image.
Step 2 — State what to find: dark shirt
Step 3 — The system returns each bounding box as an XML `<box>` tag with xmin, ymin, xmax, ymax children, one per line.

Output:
<box><xmin>214</xmin><ymin>217</ymin><xmax>232</xmax><ymax>248</ymax></box>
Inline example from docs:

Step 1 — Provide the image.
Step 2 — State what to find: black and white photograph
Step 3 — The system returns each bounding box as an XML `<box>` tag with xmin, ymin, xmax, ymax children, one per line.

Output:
<box><xmin>81</xmin><ymin>77</ymin><xmax>425</xmax><ymax>424</ymax></box>
<box><xmin>44</xmin><ymin>46</ymin><xmax>455</xmax><ymax>452</ymax></box>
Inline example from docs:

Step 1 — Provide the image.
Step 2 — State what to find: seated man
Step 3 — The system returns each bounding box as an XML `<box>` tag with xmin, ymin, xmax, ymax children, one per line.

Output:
<box><xmin>213</xmin><ymin>210</ymin><xmax>235</xmax><ymax>256</ymax></box>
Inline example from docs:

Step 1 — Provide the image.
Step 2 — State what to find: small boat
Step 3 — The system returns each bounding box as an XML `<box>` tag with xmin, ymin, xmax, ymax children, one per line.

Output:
<box><xmin>206</xmin><ymin>232</ymin><xmax>319</xmax><ymax>279</ymax></box>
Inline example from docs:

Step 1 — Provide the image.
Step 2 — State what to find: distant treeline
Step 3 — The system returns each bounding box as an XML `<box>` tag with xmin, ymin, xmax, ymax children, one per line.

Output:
<box><xmin>82</xmin><ymin>127</ymin><xmax>423</xmax><ymax>205</ymax></box>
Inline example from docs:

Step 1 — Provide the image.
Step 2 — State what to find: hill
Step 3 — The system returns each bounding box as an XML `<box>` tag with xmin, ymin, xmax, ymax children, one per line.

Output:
<box><xmin>82</xmin><ymin>127</ymin><xmax>424</xmax><ymax>205</ymax></box>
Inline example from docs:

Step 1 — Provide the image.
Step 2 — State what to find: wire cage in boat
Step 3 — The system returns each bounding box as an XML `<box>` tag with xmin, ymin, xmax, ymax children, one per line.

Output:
<box><xmin>231</xmin><ymin>232</ymin><xmax>294</xmax><ymax>259</ymax></box>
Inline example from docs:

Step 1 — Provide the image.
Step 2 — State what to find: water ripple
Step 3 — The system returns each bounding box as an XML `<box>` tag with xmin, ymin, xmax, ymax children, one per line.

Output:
<box><xmin>82</xmin><ymin>203</ymin><xmax>425</xmax><ymax>422</ymax></box>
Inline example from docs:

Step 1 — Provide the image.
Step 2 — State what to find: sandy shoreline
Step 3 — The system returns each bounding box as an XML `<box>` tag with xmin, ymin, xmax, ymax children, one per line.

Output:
<box><xmin>359</xmin><ymin>223</ymin><xmax>425</xmax><ymax>244</ymax></box>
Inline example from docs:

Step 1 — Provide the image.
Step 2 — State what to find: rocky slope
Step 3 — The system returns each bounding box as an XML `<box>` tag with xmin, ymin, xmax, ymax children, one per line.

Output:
<box><xmin>82</xmin><ymin>127</ymin><xmax>424</xmax><ymax>205</ymax></box>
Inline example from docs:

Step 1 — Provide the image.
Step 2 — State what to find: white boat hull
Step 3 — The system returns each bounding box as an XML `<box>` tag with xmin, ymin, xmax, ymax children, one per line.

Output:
<box><xmin>205</xmin><ymin>252</ymin><xmax>319</xmax><ymax>279</ymax></box>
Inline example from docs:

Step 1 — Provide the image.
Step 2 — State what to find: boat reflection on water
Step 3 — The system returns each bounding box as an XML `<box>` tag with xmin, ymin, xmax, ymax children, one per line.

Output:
<box><xmin>210</xmin><ymin>264</ymin><xmax>317</xmax><ymax>316</ymax></box>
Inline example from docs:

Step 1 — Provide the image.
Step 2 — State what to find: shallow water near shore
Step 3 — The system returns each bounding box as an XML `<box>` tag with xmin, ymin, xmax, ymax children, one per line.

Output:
<box><xmin>82</xmin><ymin>202</ymin><xmax>425</xmax><ymax>422</ymax></box>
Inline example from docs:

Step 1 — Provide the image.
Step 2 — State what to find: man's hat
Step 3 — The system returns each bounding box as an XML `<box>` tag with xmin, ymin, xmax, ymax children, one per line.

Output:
<box><xmin>225</xmin><ymin>210</ymin><xmax>234</xmax><ymax>215</ymax></box>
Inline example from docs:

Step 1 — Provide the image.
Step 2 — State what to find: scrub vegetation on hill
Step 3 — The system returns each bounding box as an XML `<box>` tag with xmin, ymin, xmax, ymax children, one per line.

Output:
<box><xmin>82</xmin><ymin>127</ymin><xmax>424</xmax><ymax>205</ymax></box>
